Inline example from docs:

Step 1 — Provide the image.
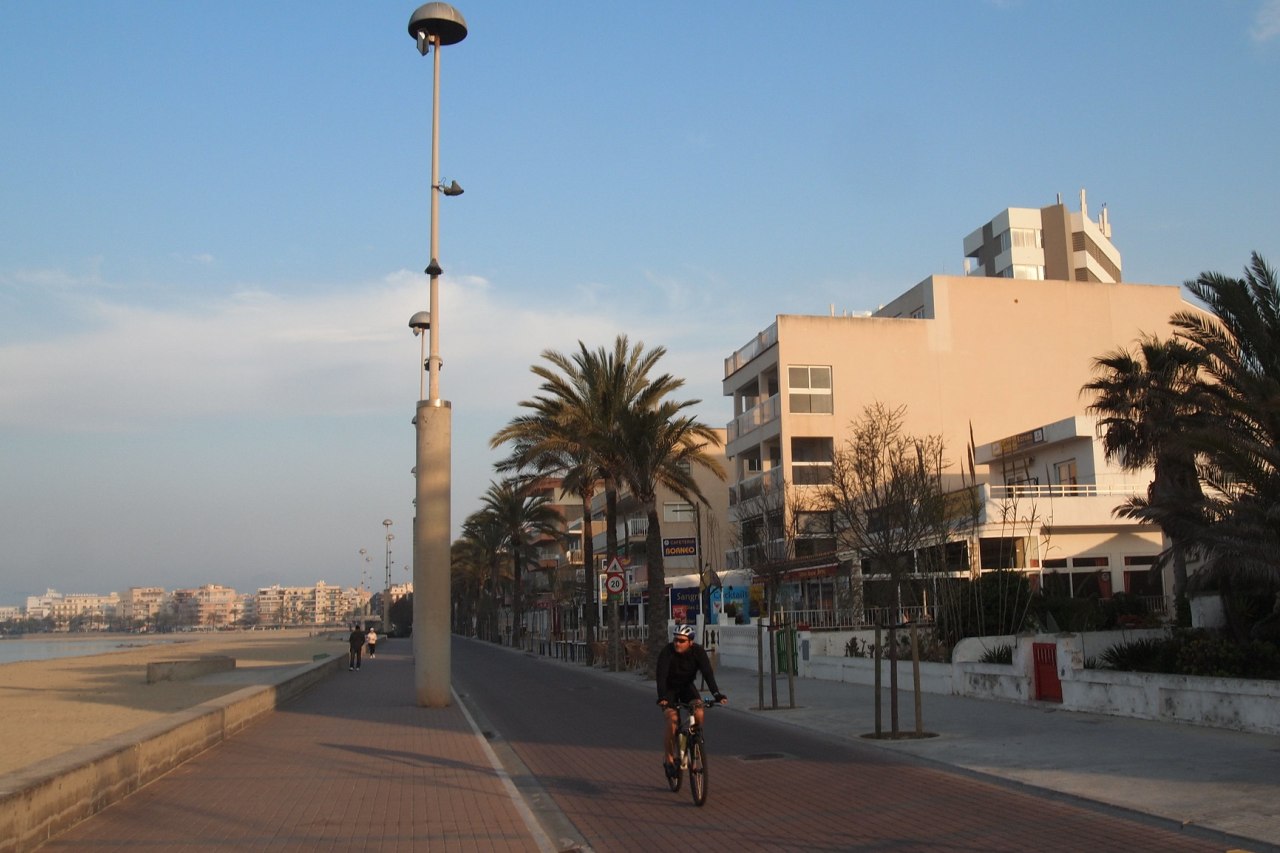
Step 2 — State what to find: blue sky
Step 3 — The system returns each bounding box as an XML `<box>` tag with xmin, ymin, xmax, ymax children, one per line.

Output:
<box><xmin>2</xmin><ymin>1</ymin><xmax>1277</xmax><ymax>607</ymax></box>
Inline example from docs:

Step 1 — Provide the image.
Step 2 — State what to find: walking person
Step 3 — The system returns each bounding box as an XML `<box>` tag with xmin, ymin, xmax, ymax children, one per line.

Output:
<box><xmin>348</xmin><ymin>624</ymin><xmax>365</xmax><ymax>671</ymax></box>
<box><xmin>365</xmin><ymin>626</ymin><xmax>378</xmax><ymax>659</ymax></box>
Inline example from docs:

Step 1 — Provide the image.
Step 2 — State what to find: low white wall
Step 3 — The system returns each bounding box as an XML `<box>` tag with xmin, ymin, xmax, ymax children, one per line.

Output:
<box><xmin>712</xmin><ymin>625</ymin><xmax>1279</xmax><ymax>736</ymax></box>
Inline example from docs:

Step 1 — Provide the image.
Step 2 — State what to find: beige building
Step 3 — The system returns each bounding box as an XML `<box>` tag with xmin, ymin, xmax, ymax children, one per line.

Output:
<box><xmin>722</xmin><ymin>207</ymin><xmax>1194</xmax><ymax>622</ymax></box>
<box><xmin>119</xmin><ymin>586</ymin><xmax>167</xmax><ymax>626</ymax></box>
<box><xmin>963</xmin><ymin>190</ymin><xmax>1121</xmax><ymax>283</ymax></box>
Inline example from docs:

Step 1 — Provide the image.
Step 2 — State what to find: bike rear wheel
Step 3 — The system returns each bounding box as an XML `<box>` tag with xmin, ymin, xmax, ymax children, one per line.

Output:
<box><xmin>688</xmin><ymin>737</ymin><xmax>707</xmax><ymax>806</ymax></box>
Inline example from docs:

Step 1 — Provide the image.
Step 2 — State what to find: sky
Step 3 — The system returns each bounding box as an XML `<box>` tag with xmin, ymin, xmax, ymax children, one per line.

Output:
<box><xmin>2</xmin><ymin>1</ymin><xmax>1278</xmax><ymax>607</ymax></box>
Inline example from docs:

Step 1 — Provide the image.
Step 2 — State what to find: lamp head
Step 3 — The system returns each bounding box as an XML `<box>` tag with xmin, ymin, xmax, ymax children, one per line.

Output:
<box><xmin>437</xmin><ymin>179</ymin><xmax>464</xmax><ymax>197</ymax></box>
<box><xmin>409</xmin><ymin>311</ymin><xmax>431</xmax><ymax>335</ymax></box>
<box><xmin>409</xmin><ymin>3</ymin><xmax>468</xmax><ymax>54</ymax></box>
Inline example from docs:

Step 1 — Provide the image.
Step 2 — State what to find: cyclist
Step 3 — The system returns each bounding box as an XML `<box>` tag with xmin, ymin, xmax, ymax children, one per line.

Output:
<box><xmin>656</xmin><ymin>624</ymin><xmax>727</xmax><ymax>779</ymax></box>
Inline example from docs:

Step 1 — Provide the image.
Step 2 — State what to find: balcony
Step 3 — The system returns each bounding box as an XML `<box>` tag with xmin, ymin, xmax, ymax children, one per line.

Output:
<box><xmin>727</xmin><ymin>393</ymin><xmax>781</xmax><ymax>443</ymax></box>
<box><xmin>724</xmin><ymin>322</ymin><xmax>778</xmax><ymax>378</ymax></box>
<box><xmin>968</xmin><ymin>482</ymin><xmax>1148</xmax><ymax>530</ymax></box>
<box><xmin>729</xmin><ymin>468</ymin><xmax>783</xmax><ymax>509</ymax></box>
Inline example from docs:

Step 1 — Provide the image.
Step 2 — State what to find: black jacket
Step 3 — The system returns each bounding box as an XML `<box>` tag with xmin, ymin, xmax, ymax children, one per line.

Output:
<box><xmin>655</xmin><ymin>642</ymin><xmax>721</xmax><ymax>703</ymax></box>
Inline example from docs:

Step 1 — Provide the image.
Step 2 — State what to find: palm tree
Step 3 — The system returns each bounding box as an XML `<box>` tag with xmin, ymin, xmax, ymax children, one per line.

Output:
<box><xmin>476</xmin><ymin>478</ymin><xmax>563</xmax><ymax>647</ymax></box>
<box><xmin>457</xmin><ymin>509</ymin><xmax>507</xmax><ymax>642</ymax></box>
<box><xmin>1084</xmin><ymin>335</ymin><xmax>1208</xmax><ymax>623</ymax></box>
<box><xmin>491</xmin><ymin>335</ymin><xmax>684</xmax><ymax>668</ymax></box>
<box><xmin>613</xmin><ymin>399</ymin><xmax>725</xmax><ymax>672</ymax></box>
<box><xmin>1168</xmin><ymin>253</ymin><xmax>1280</xmax><ymax>596</ymax></box>
<box><xmin>491</xmin><ymin>395</ymin><xmax>604</xmax><ymax>659</ymax></box>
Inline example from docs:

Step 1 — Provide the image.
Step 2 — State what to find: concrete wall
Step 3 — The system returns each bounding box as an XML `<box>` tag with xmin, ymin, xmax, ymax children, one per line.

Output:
<box><xmin>711</xmin><ymin>623</ymin><xmax>1279</xmax><ymax>736</ymax></box>
<box><xmin>0</xmin><ymin>654</ymin><xmax>344</xmax><ymax>853</ymax></box>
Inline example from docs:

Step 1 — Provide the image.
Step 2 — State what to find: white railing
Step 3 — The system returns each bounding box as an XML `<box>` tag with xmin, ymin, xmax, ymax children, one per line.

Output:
<box><xmin>776</xmin><ymin>606</ymin><xmax>934</xmax><ymax>629</ymax></box>
<box><xmin>727</xmin><ymin>393</ymin><xmax>781</xmax><ymax>444</ymax></box>
<box><xmin>724</xmin><ymin>322</ymin><xmax>778</xmax><ymax>378</ymax></box>
<box><xmin>730</xmin><ymin>467</ymin><xmax>783</xmax><ymax>507</ymax></box>
<box><xmin>987</xmin><ymin>483</ymin><xmax>1145</xmax><ymax>500</ymax></box>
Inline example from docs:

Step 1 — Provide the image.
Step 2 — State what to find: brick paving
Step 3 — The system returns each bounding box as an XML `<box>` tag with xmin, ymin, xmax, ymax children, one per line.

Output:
<box><xmin>40</xmin><ymin>637</ymin><xmax>1271</xmax><ymax>852</ymax></box>
<box><xmin>452</xmin><ymin>640</ymin><xmax>1258</xmax><ymax>853</ymax></box>
<box><xmin>45</xmin><ymin>643</ymin><xmax>551</xmax><ymax>852</ymax></box>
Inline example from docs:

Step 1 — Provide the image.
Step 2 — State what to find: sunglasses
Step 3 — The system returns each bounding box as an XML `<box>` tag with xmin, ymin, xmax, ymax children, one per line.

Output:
<box><xmin>673</xmin><ymin>636</ymin><xmax>691</xmax><ymax>644</ymax></box>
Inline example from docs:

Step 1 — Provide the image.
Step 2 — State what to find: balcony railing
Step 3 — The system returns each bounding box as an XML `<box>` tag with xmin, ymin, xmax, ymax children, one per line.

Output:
<box><xmin>727</xmin><ymin>393</ymin><xmax>781</xmax><ymax>444</ymax></box>
<box><xmin>986</xmin><ymin>483</ymin><xmax>1146</xmax><ymax>500</ymax></box>
<box><xmin>729</xmin><ymin>467</ymin><xmax>783</xmax><ymax>507</ymax></box>
<box><xmin>724</xmin><ymin>322</ymin><xmax>778</xmax><ymax>378</ymax></box>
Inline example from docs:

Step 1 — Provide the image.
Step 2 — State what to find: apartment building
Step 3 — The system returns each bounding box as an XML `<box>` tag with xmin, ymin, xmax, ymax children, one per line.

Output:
<box><xmin>171</xmin><ymin>584</ymin><xmax>240</xmax><ymax>628</ymax></box>
<box><xmin>963</xmin><ymin>190</ymin><xmax>1121</xmax><ymax>283</ymax></box>
<box><xmin>722</xmin><ymin>208</ymin><xmax>1194</xmax><ymax>619</ymax></box>
<box><xmin>119</xmin><ymin>586</ymin><xmax>167</xmax><ymax>626</ymax></box>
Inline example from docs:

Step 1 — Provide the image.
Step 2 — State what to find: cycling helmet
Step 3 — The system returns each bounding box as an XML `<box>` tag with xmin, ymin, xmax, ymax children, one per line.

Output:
<box><xmin>674</xmin><ymin>625</ymin><xmax>696</xmax><ymax>639</ymax></box>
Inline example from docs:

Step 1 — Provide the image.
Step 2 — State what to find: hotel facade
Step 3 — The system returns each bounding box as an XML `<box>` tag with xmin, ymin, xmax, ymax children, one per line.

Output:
<box><xmin>722</xmin><ymin>196</ymin><xmax>1195</xmax><ymax>623</ymax></box>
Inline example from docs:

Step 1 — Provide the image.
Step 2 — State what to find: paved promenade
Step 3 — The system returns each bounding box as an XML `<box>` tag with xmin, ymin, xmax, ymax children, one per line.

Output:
<box><xmin>38</xmin><ymin>637</ymin><xmax>1280</xmax><ymax>852</ymax></box>
<box><xmin>44</xmin><ymin>642</ymin><xmax>553</xmax><ymax>852</ymax></box>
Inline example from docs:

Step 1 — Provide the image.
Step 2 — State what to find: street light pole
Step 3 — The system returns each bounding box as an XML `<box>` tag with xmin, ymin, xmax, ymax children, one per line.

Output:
<box><xmin>407</xmin><ymin>2</ymin><xmax>467</xmax><ymax>708</ymax></box>
<box><xmin>382</xmin><ymin>519</ymin><xmax>394</xmax><ymax>634</ymax></box>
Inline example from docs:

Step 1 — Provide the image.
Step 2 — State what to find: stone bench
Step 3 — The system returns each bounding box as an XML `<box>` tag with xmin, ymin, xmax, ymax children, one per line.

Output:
<box><xmin>146</xmin><ymin>656</ymin><xmax>236</xmax><ymax>684</ymax></box>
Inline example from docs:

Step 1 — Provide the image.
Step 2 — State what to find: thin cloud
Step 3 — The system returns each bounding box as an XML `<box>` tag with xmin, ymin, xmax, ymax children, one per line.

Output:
<box><xmin>1254</xmin><ymin>0</ymin><xmax>1280</xmax><ymax>42</ymax></box>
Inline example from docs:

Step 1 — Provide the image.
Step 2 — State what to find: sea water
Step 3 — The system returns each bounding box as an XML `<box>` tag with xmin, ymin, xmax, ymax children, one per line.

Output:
<box><xmin>0</xmin><ymin>635</ymin><xmax>182</xmax><ymax>665</ymax></box>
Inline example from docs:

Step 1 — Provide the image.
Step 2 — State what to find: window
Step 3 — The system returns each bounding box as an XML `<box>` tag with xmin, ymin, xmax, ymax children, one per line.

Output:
<box><xmin>1010</xmin><ymin>227</ymin><xmax>1043</xmax><ymax>249</ymax></box>
<box><xmin>795</xmin><ymin>511</ymin><xmax>834</xmax><ymax>535</ymax></box>
<box><xmin>1012</xmin><ymin>264</ymin><xmax>1045</xmax><ymax>280</ymax></box>
<box><xmin>791</xmin><ymin>437</ymin><xmax>833</xmax><ymax>485</ymax></box>
<box><xmin>788</xmin><ymin>366</ymin><xmax>833</xmax><ymax>414</ymax></box>
<box><xmin>663</xmin><ymin>502</ymin><xmax>695</xmax><ymax>523</ymax></box>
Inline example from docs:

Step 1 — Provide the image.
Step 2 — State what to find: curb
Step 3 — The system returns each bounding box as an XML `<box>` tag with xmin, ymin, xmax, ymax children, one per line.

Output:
<box><xmin>0</xmin><ymin>653</ymin><xmax>344</xmax><ymax>853</ymax></box>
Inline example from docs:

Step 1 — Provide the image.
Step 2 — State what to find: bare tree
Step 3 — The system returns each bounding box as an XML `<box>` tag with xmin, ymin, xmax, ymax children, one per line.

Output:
<box><xmin>820</xmin><ymin>402</ymin><xmax>965</xmax><ymax>622</ymax></box>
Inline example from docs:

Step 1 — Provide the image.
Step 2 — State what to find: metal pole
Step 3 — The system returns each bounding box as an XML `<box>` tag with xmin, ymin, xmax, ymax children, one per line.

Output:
<box><xmin>756</xmin><ymin>619</ymin><xmax>765</xmax><ymax>710</ymax></box>
<box><xmin>873</xmin><ymin>625</ymin><xmax>882</xmax><ymax>737</ymax></box>
<box><xmin>889</xmin><ymin>624</ymin><xmax>900</xmax><ymax>737</ymax></box>
<box><xmin>911</xmin><ymin>622</ymin><xmax>923</xmax><ymax>736</ymax></box>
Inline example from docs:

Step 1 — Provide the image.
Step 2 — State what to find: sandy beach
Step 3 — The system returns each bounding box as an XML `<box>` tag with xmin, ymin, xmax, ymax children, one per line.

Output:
<box><xmin>0</xmin><ymin>629</ymin><xmax>352</xmax><ymax>777</ymax></box>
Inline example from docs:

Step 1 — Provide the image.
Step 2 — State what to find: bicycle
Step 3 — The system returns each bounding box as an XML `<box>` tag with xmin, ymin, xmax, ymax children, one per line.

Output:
<box><xmin>665</xmin><ymin>696</ymin><xmax>716</xmax><ymax>806</ymax></box>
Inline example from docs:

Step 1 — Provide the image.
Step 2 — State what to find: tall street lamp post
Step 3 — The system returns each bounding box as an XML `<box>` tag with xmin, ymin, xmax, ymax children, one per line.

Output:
<box><xmin>407</xmin><ymin>2</ymin><xmax>467</xmax><ymax>708</ymax></box>
<box><xmin>382</xmin><ymin>519</ymin><xmax>394</xmax><ymax>633</ymax></box>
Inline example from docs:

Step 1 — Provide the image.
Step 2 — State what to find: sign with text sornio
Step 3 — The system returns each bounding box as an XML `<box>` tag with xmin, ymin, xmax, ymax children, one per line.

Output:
<box><xmin>662</xmin><ymin>537</ymin><xmax>697</xmax><ymax>557</ymax></box>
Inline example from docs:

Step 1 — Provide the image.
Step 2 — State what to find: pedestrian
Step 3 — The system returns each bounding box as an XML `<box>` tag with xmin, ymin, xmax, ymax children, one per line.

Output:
<box><xmin>365</xmin><ymin>626</ymin><xmax>378</xmax><ymax>658</ymax></box>
<box><xmin>348</xmin><ymin>624</ymin><xmax>364</xmax><ymax>671</ymax></box>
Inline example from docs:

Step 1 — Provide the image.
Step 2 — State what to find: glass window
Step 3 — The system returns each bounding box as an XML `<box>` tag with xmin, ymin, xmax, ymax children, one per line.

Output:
<box><xmin>663</xmin><ymin>502</ymin><xmax>694</xmax><ymax>523</ymax></box>
<box><xmin>788</xmin><ymin>366</ymin><xmax>833</xmax><ymax>414</ymax></box>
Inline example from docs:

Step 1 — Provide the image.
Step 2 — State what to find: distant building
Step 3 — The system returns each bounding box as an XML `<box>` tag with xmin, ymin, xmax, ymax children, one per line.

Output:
<box><xmin>963</xmin><ymin>190</ymin><xmax>1121</xmax><ymax>283</ymax></box>
<box><xmin>171</xmin><ymin>584</ymin><xmax>239</xmax><ymax>628</ymax></box>
<box><xmin>118</xmin><ymin>586</ymin><xmax>167</xmax><ymax>626</ymax></box>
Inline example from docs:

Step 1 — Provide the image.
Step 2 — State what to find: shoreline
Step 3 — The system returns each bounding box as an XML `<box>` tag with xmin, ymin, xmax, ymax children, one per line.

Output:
<box><xmin>0</xmin><ymin>629</ymin><xmax>352</xmax><ymax>777</ymax></box>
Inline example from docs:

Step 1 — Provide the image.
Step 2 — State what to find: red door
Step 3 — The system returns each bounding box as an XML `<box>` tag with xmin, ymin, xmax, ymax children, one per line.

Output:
<box><xmin>1032</xmin><ymin>642</ymin><xmax>1063</xmax><ymax>702</ymax></box>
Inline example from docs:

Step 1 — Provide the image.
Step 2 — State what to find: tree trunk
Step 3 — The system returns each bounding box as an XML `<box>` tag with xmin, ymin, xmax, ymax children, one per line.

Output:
<box><xmin>645</xmin><ymin>502</ymin><xmax>667</xmax><ymax>677</ymax></box>
<box><xmin>581</xmin><ymin>487</ymin><xmax>597</xmax><ymax>665</ymax></box>
<box><xmin>605</xmin><ymin>484</ymin><xmax>621</xmax><ymax>671</ymax></box>
<box><xmin>512</xmin><ymin>551</ymin><xmax>523</xmax><ymax>649</ymax></box>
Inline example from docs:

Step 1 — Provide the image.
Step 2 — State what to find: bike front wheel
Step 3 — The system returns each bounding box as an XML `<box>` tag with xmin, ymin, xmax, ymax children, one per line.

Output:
<box><xmin>688</xmin><ymin>737</ymin><xmax>707</xmax><ymax>806</ymax></box>
<box><xmin>667</xmin><ymin>734</ymin><xmax>684</xmax><ymax>793</ymax></box>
